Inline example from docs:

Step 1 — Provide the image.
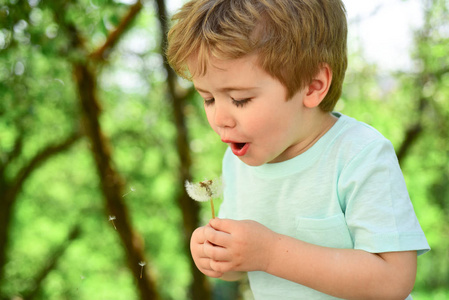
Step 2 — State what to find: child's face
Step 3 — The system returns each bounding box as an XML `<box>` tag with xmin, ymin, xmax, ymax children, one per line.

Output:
<box><xmin>189</xmin><ymin>54</ymin><xmax>315</xmax><ymax>166</ymax></box>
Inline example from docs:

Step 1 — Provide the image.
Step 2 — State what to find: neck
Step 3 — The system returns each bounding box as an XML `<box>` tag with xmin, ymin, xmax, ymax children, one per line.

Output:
<box><xmin>302</xmin><ymin>111</ymin><xmax>337</xmax><ymax>153</ymax></box>
<box><xmin>270</xmin><ymin>111</ymin><xmax>337</xmax><ymax>164</ymax></box>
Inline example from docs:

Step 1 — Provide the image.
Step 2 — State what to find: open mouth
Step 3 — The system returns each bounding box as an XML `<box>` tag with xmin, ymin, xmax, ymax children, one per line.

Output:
<box><xmin>221</xmin><ymin>139</ymin><xmax>250</xmax><ymax>156</ymax></box>
<box><xmin>230</xmin><ymin>142</ymin><xmax>249</xmax><ymax>156</ymax></box>
<box><xmin>235</xmin><ymin>143</ymin><xmax>246</xmax><ymax>150</ymax></box>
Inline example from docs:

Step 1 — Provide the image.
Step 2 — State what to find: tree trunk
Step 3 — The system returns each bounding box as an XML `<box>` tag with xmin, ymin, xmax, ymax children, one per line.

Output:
<box><xmin>48</xmin><ymin>0</ymin><xmax>160</xmax><ymax>297</ymax></box>
<box><xmin>73</xmin><ymin>62</ymin><xmax>160</xmax><ymax>300</ymax></box>
<box><xmin>154</xmin><ymin>0</ymin><xmax>213</xmax><ymax>299</ymax></box>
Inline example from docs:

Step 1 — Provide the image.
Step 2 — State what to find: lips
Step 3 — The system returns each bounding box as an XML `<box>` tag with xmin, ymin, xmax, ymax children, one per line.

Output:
<box><xmin>222</xmin><ymin>140</ymin><xmax>250</xmax><ymax>156</ymax></box>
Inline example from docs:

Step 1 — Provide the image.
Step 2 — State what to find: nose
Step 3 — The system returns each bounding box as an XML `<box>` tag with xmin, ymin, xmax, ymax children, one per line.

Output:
<box><xmin>211</xmin><ymin>101</ymin><xmax>236</xmax><ymax>129</ymax></box>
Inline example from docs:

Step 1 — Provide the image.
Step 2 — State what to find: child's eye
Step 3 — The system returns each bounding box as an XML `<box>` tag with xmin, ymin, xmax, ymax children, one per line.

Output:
<box><xmin>204</xmin><ymin>98</ymin><xmax>215</xmax><ymax>106</ymax></box>
<box><xmin>232</xmin><ymin>98</ymin><xmax>251</xmax><ymax>108</ymax></box>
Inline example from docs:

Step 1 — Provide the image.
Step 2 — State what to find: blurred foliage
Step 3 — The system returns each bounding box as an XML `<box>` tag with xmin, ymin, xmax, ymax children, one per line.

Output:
<box><xmin>0</xmin><ymin>0</ymin><xmax>448</xmax><ymax>299</ymax></box>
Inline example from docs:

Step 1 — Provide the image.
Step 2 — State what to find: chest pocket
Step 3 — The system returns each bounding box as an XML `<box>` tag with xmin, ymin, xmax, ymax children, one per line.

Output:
<box><xmin>294</xmin><ymin>213</ymin><xmax>354</xmax><ymax>249</ymax></box>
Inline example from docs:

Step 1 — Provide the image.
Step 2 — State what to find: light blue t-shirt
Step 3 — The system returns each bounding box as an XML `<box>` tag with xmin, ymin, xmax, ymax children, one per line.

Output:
<box><xmin>218</xmin><ymin>113</ymin><xmax>430</xmax><ymax>300</ymax></box>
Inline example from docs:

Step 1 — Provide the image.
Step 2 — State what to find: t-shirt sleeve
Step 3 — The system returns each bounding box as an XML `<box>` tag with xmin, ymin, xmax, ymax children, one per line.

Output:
<box><xmin>338</xmin><ymin>138</ymin><xmax>430</xmax><ymax>255</ymax></box>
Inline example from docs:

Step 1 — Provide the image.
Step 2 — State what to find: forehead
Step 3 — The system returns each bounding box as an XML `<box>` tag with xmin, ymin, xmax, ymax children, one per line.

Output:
<box><xmin>188</xmin><ymin>53</ymin><xmax>289</xmax><ymax>98</ymax></box>
<box><xmin>187</xmin><ymin>53</ymin><xmax>261</xmax><ymax>79</ymax></box>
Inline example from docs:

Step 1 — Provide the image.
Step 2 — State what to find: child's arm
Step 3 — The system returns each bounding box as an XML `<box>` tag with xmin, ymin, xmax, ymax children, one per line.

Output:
<box><xmin>204</xmin><ymin>218</ymin><xmax>417</xmax><ymax>300</ymax></box>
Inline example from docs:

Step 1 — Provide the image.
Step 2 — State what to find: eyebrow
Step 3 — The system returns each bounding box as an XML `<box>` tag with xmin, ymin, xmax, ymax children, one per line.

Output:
<box><xmin>195</xmin><ymin>86</ymin><xmax>260</xmax><ymax>93</ymax></box>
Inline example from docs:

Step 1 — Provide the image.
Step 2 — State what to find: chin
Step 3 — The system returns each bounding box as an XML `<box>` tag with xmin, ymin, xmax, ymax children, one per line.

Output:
<box><xmin>238</xmin><ymin>156</ymin><xmax>266</xmax><ymax>167</ymax></box>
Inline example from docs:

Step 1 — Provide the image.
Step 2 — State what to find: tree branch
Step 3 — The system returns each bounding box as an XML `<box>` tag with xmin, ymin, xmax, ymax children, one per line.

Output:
<box><xmin>0</xmin><ymin>134</ymin><xmax>24</xmax><ymax>174</ymax></box>
<box><xmin>11</xmin><ymin>131</ymin><xmax>82</xmax><ymax>204</ymax></box>
<box><xmin>397</xmin><ymin>123</ymin><xmax>423</xmax><ymax>165</ymax></box>
<box><xmin>0</xmin><ymin>131</ymin><xmax>81</xmax><ymax>288</ymax></box>
<box><xmin>90</xmin><ymin>0</ymin><xmax>143</xmax><ymax>61</ymax></box>
<box><xmin>20</xmin><ymin>225</ymin><xmax>82</xmax><ymax>300</ymax></box>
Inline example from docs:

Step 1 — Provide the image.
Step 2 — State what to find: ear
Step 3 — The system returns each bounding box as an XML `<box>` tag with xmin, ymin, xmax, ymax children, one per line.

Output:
<box><xmin>303</xmin><ymin>64</ymin><xmax>332</xmax><ymax>108</ymax></box>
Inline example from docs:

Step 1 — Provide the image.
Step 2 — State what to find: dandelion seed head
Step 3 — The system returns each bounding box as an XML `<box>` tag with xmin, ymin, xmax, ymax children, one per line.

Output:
<box><xmin>208</xmin><ymin>178</ymin><xmax>223</xmax><ymax>197</ymax></box>
<box><xmin>185</xmin><ymin>181</ymin><xmax>209</xmax><ymax>202</ymax></box>
<box><xmin>138</xmin><ymin>261</ymin><xmax>146</xmax><ymax>266</ymax></box>
<box><xmin>109</xmin><ymin>215</ymin><xmax>116</xmax><ymax>221</ymax></box>
<box><xmin>185</xmin><ymin>178</ymin><xmax>223</xmax><ymax>202</ymax></box>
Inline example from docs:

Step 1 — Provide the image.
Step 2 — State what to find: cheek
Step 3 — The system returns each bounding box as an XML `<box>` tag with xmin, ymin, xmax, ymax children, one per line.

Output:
<box><xmin>204</xmin><ymin>108</ymin><xmax>218</xmax><ymax>131</ymax></box>
<box><xmin>249</xmin><ymin>108</ymin><xmax>295</xmax><ymax>139</ymax></box>
<box><xmin>242</xmin><ymin>113</ymin><xmax>272</xmax><ymax>137</ymax></box>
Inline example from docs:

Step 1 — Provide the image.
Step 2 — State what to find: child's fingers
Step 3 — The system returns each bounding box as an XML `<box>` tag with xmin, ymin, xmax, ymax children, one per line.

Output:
<box><xmin>203</xmin><ymin>240</ymin><xmax>231</xmax><ymax>261</ymax></box>
<box><xmin>209</xmin><ymin>259</ymin><xmax>234</xmax><ymax>274</ymax></box>
<box><xmin>190</xmin><ymin>225</ymin><xmax>227</xmax><ymax>278</ymax></box>
<box><xmin>191</xmin><ymin>227</ymin><xmax>212</xmax><ymax>260</ymax></box>
<box><xmin>202</xmin><ymin>266</ymin><xmax>224</xmax><ymax>278</ymax></box>
<box><xmin>191</xmin><ymin>239</ymin><xmax>207</xmax><ymax>258</ymax></box>
<box><xmin>191</xmin><ymin>226</ymin><xmax>209</xmax><ymax>245</ymax></box>
<box><xmin>209</xmin><ymin>218</ymin><xmax>235</xmax><ymax>233</ymax></box>
<box><xmin>197</xmin><ymin>258</ymin><xmax>224</xmax><ymax>278</ymax></box>
<box><xmin>204</xmin><ymin>224</ymin><xmax>231</xmax><ymax>247</ymax></box>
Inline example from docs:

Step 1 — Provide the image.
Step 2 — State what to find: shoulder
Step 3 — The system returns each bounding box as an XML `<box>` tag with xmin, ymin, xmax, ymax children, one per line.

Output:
<box><xmin>335</xmin><ymin>114</ymin><xmax>388</xmax><ymax>146</ymax></box>
<box><xmin>331</xmin><ymin>114</ymin><xmax>395</xmax><ymax>161</ymax></box>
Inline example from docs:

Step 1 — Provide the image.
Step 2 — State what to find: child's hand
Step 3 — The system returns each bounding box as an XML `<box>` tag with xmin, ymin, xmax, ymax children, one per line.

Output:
<box><xmin>203</xmin><ymin>218</ymin><xmax>277</xmax><ymax>274</ymax></box>
<box><xmin>190</xmin><ymin>224</ymin><xmax>225</xmax><ymax>278</ymax></box>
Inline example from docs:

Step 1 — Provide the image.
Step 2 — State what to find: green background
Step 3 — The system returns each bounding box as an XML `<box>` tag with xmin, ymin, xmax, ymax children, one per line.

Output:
<box><xmin>0</xmin><ymin>0</ymin><xmax>448</xmax><ymax>299</ymax></box>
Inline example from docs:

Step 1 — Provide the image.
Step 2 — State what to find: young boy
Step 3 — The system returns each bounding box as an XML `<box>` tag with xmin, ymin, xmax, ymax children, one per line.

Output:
<box><xmin>167</xmin><ymin>0</ymin><xmax>430</xmax><ymax>299</ymax></box>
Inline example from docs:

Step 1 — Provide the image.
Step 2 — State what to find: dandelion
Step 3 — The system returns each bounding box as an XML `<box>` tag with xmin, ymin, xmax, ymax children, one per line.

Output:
<box><xmin>138</xmin><ymin>261</ymin><xmax>146</xmax><ymax>279</ymax></box>
<box><xmin>185</xmin><ymin>178</ymin><xmax>223</xmax><ymax>219</ymax></box>
<box><xmin>122</xmin><ymin>187</ymin><xmax>136</xmax><ymax>197</ymax></box>
<box><xmin>108</xmin><ymin>215</ymin><xmax>117</xmax><ymax>230</ymax></box>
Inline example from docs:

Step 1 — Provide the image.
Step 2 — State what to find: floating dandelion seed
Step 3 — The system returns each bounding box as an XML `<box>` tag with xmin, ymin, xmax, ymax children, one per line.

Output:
<box><xmin>76</xmin><ymin>275</ymin><xmax>85</xmax><ymax>293</ymax></box>
<box><xmin>54</xmin><ymin>78</ymin><xmax>65</xmax><ymax>85</ymax></box>
<box><xmin>138</xmin><ymin>261</ymin><xmax>146</xmax><ymax>279</ymax></box>
<box><xmin>185</xmin><ymin>178</ymin><xmax>223</xmax><ymax>219</ymax></box>
<box><xmin>108</xmin><ymin>215</ymin><xmax>117</xmax><ymax>230</ymax></box>
<box><xmin>122</xmin><ymin>187</ymin><xmax>136</xmax><ymax>197</ymax></box>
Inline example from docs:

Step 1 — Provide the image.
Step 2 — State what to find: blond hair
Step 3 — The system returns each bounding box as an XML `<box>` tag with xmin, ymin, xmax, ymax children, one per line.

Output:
<box><xmin>166</xmin><ymin>0</ymin><xmax>347</xmax><ymax>112</ymax></box>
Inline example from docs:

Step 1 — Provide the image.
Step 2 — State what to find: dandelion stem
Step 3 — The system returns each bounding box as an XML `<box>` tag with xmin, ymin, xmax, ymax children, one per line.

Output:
<box><xmin>210</xmin><ymin>198</ymin><xmax>215</xmax><ymax>219</ymax></box>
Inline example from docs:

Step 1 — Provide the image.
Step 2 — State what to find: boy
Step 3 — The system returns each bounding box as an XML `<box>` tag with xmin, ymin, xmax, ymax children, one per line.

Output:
<box><xmin>167</xmin><ymin>0</ymin><xmax>430</xmax><ymax>299</ymax></box>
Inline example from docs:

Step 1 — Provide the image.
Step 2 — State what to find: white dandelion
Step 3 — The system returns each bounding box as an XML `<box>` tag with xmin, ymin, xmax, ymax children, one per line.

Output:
<box><xmin>138</xmin><ymin>261</ymin><xmax>146</xmax><ymax>279</ymax></box>
<box><xmin>185</xmin><ymin>178</ymin><xmax>223</xmax><ymax>219</ymax></box>
<box><xmin>108</xmin><ymin>215</ymin><xmax>117</xmax><ymax>230</ymax></box>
